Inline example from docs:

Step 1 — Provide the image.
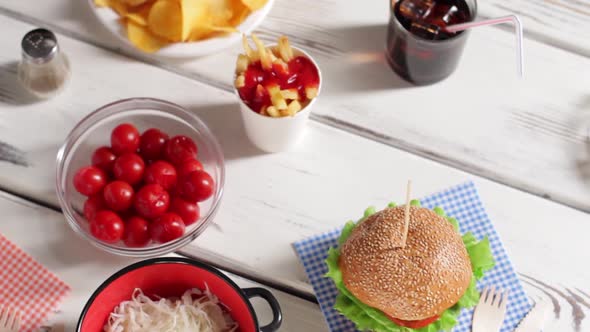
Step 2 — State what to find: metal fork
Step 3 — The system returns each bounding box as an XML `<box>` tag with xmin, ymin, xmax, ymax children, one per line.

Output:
<box><xmin>0</xmin><ymin>307</ymin><xmax>21</xmax><ymax>332</ymax></box>
<box><xmin>472</xmin><ymin>286</ymin><xmax>508</xmax><ymax>332</ymax></box>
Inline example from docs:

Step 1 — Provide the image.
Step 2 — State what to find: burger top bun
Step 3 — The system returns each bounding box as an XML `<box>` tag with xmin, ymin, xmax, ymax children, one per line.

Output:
<box><xmin>339</xmin><ymin>206</ymin><xmax>472</xmax><ymax>321</ymax></box>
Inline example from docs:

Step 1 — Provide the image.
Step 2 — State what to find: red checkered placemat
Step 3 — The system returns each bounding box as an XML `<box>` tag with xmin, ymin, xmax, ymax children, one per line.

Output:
<box><xmin>0</xmin><ymin>233</ymin><xmax>70</xmax><ymax>332</ymax></box>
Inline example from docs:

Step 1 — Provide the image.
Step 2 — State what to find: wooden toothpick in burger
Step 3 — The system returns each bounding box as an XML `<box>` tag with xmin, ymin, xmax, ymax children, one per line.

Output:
<box><xmin>401</xmin><ymin>180</ymin><xmax>411</xmax><ymax>248</ymax></box>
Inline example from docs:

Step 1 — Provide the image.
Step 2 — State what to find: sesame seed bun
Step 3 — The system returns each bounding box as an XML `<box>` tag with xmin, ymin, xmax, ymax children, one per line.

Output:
<box><xmin>339</xmin><ymin>206</ymin><xmax>472</xmax><ymax>321</ymax></box>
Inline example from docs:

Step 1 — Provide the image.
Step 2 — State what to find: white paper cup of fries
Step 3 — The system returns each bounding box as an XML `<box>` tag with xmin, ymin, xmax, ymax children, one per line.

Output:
<box><xmin>234</xmin><ymin>35</ymin><xmax>322</xmax><ymax>153</ymax></box>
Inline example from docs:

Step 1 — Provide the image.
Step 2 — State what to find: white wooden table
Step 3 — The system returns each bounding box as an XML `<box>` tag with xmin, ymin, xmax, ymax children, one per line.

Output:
<box><xmin>0</xmin><ymin>0</ymin><xmax>589</xmax><ymax>331</ymax></box>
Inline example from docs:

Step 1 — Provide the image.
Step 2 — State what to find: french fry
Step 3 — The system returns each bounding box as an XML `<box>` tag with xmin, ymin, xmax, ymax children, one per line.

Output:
<box><xmin>255</xmin><ymin>84</ymin><xmax>266</xmax><ymax>100</ymax></box>
<box><xmin>273</xmin><ymin>58</ymin><xmax>288</xmax><ymax>73</ymax></box>
<box><xmin>267</xmin><ymin>85</ymin><xmax>288</xmax><ymax>110</ymax></box>
<box><xmin>235</xmin><ymin>35</ymin><xmax>318</xmax><ymax>118</ymax></box>
<box><xmin>242</xmin><ymin>34</ymin><xmax>256</xmax><ymax>60</ymax></box>
<box><xmin>278</xmin><ymin>35</ymin><xmax>293</xmax><ymax>62</ymax></box>
<box><xmin>305</xmin><ymin>87</ymin><xmax>318</xmax><ymax>100</ymax></box>
<box><xmin>236</xmin><ymin>54</ymin><xmax>249</xmax><ymax>73</ymax></box>
<box><xmin>269</xmin><ymin>50</ymin><xmax>278</xmax><ymax>62</ymax></box>
<box><xmin>251</xmin><ymin>34</ymin><xmax>272</xmax><ymax>70</ymax></box>
<box><xmin>266</xmin><ymin>106</ymin><xmax>280</xmax><ymax>117</ymax></box>
<box><xmin>287</xmin><ymin>100</ymin><xmax>302</xmax><ymax>116</ymax></box>
<box><xmin>280</xmin><ymin>89</ymin><xmax>299</xmax><ymax>100</ymax></box>
<box><xmin>235</xmin><ymin>75</ymin><xmax>245</xmax><ymax>88</ymax></box>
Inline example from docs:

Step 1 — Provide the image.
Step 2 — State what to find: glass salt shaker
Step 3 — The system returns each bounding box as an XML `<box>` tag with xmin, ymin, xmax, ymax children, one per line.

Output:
<box><xmin>18</xmin><ymin>28</ymin><xmax>70</xmax><ymax>99</ymax></box>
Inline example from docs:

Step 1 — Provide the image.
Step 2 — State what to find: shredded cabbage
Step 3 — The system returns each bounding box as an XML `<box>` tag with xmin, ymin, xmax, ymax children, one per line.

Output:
<box><xmin>325</xmin><ymin>203</ymin><xmax>495</xmax><ymax>332</ymax></box>
<box><xmin>104</xmin><ymin>287</ymin><xmax>239</xmax><ymax>332</ymax></box>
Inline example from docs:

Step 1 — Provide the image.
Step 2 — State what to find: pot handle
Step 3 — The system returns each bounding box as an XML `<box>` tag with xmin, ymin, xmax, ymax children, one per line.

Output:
<box><xmin>243</xmin><ymin>287</ymin><xmax>283</xmax><ymax>332</ymax></box>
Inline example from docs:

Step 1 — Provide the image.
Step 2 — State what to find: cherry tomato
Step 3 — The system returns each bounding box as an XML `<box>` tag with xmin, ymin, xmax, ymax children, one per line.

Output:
<box><xmin>164</xmin><ymin>135</ymin><xmax>198</xmax><ymax>165</ymax></box>
<box><xmin>170</xmin><ymin>197</ymin><xmax>200</xmax><ymax>226</ymax></box>
<box><xmin>139</xmin><ymin>128</ymin><xmax>169</xmax><ymax>160</ymax></box>
<box><xmin>90</xmin><ymin>211</ymin><xmax>125</xmax><ymax>243</ymax></box>
<box><xmin>113</xmin><ymin>153</ymin><xmax>145</xmax><ymax>185</ymax></box>
<box><xmin>150</xmin><ymin>212</ymin><xmax>185</xmax><ymax>243</ymax></box>
<box><xmin>111</xmin><ymin>123</ymin><xmax>140</xmax><ymax>155</ymax></box>
<box><xmin>177</xmin><ymin>159</ymin><xmax>203</xmax><ymax>179</ymax></box>
<box><xmin>388</xmin><ymin>315</ymin><xmax>440</xmax><ymax>329</ymax></box>
<box><xmin>134</xmin><ymin>184</ymin><xmax>170</xmax><ymax>219</ymax></box>
<box><xmin>179</xmin><ymin>170</ymin><xmax>214</xmax><ymax>202</ymax></box>
<box><xmin>103</xmin><ymin>180</ymin><xmax>134</xmax><ymax>212</ymax></box>
<box><xmin>123</xmin><ymin>216</ymin><xmax>150</xmax><ymax>247</ymax></box>
<box><xmin>73</xmin><ymin>166</ymin><xmax>107</xmax><ymax>196</ymax></box>
<box><xmin>83</xmin><ymin>193</ymin><xmax>106</xmax><ymax>221</ymax></box>
<box><xmin>144</xmin><ymin>160</ymin><xmax>177</xmax><ymax>190</ymax></box>
<box><xmin>91</xmin><ymin>146</ymin><xmax>117</xmax><ymax>172</ymax></box>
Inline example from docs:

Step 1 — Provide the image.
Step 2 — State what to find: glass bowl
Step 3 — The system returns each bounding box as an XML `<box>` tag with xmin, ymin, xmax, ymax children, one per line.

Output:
<box><xmin>56</xmin><ymin>98</ymin><xmax>225</xmax><ymax>257</ymax></box>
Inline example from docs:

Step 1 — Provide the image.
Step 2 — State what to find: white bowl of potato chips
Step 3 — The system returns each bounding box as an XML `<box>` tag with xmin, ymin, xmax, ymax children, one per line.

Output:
<box><xmin>88</xmin><ymin>0</ymin><xmax>274</xmax><ymax>57</ymax></box>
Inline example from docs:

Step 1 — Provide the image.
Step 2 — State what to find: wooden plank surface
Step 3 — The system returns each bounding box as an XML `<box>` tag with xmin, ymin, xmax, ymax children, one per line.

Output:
<box><xmin>0</xmin><ymin>191</ymin><xmax>329</xmax><ymax>332</ymax></box>
<box><xmin>0</xmin><ymin>6</ymin><xmax>588</xmax><ymax>332</ymax></box>
<box><xmin>480</xmin><ymin>0</ymin><xmax>590</xmax><ymax>57</ymax></box>
<box><xmin>2</xmin><ymin>159</ymin><xmax>590</xmax><ymax>332</ymax></box>
<box><xmin>1</xmin><ymin>0</ymin><xmax>590</xmax><ymax>212</ymax></box>
<box><xmin>0</xmin><ymin>13</ymin><xmax>587</xmax><ymax>289</ymax></box>
<box><xmin>0</xmin><ymin>16</ymin><xmax>588</xmax><ymax>332</ymax></box>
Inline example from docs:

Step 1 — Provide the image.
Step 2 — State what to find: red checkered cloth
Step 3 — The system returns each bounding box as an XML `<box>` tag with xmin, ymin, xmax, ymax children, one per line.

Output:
<box><xmin>0</xmin><ymin>233</ymin><xmax>70</xmax><ymax>332</ymax></box>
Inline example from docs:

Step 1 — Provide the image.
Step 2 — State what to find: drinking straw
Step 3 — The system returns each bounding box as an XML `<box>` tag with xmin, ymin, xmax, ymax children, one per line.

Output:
<box><xmin>446</xmin><ymin>15</ymin><xmax>524</xmax><ymax>77</ymax></box>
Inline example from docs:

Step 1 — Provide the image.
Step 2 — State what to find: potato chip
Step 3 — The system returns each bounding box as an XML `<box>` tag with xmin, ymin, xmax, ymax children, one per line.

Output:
<box><xmin>123</xmin><ymin>0</ymin><xmax>149</xmax><ymax>5</ymax></box>
<box><xmin>229</xmin><ymin>0</ymin><xmax>251</xmax><ymax>26</ymax></box>
<box><xmin>125</xmin><ymin>2</ymin><xmax>152</xmax><ymax>26</ymax></box>
<box><xmin>208</xmin><ymin>26</ymin><xmax>238</xmax><ymax>33</ymax></box>
<box><xmin>127</xmin><ymin>20</ymin><xmax>170</xmax><ymax>52</ymax></box>
<box><xmin>94</xmin><ymin>0</ymin><xmax>110</xmax><ymax>7</ymax></box>
<box><xmin>126</xmin><ymin>13</ymin><xmax>146</xmax><ymax>26</ymax></box>
<box><xmin>189</xmin><ymin>27</ymin><xmax>216</xmax><ymax>41</ymax></box>
<box><xmin>240</xmin><ymin>0</ymin><xmax>267</xmax><ymax>11</ymax></box>
<box><xmin>113</xmin><ymin>2</ymin><xmax>129</xmax><ymax>15</ymax></box>
<box><xmin>180</xmin><ymin>0</ymin><xmax>211</xmax><ymax>41</ymax></box>
<box><xmin>95</xmin><ymin>0</ymin><xmax>262</xmax><ymax>52</ymax></box>
<box><xmin>96</xmin><ymin>0</ymin><xmax>129</xmax><ymax>15</ymax></box>
<box><xmin>148</xmin><ymin>0</ymin><xmax>183</xmax><ymax>42</ymax></box>
<box><xmin>182</xmin><ymin>0</ymin><xmax>238</xmax><ymax>41</ymax></box>
<box><xmin>207</xmin><ymin>0</ymin><xmax>233</xmax><ymax>26</ymax></box>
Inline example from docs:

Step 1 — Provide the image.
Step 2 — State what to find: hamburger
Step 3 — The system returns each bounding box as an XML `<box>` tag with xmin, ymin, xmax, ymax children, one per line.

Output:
<box><xmin>326</xmin><ymin>201</ymin><xmax>494</xmax><ymax>331</ymax></box>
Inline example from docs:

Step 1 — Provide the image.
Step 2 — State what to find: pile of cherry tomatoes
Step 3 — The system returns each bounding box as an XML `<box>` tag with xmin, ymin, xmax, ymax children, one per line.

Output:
<box><xmin>73</xmin><ymin>123</ymin><xmax>215</xmax><ymax>247</ymax></box>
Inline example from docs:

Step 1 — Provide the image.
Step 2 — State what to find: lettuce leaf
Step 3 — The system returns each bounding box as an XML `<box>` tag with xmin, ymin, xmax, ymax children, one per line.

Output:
<box><xmin>325</xmin><ymin>203</ymin><xmax>495</xmax><ymax>332</ymax></box>
<box><xmin>463</xmin><ymin>233</ymin><xmax>495</xmax><ymax>280</ymax></box>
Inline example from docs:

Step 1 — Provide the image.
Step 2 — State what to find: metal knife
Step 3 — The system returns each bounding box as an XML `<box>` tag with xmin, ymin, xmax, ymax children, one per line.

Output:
<box><xmin>513</xmin><ymin>301</ymin><xmax>551</xmax><ymax>332</ymax></box>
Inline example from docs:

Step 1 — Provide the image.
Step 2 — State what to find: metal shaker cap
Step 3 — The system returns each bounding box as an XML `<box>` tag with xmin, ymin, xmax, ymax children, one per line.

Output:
<box><xmin>21</xmin><ymin>28</ymin><xmax>59</xmax><ymax>64</ymax></box>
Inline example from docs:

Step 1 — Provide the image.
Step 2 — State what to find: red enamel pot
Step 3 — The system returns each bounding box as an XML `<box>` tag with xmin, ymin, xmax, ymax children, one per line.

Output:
<box><xmin>77</xmin><ymin>257</ymin><xmax>282</xmax><ymax>332</ymax></box>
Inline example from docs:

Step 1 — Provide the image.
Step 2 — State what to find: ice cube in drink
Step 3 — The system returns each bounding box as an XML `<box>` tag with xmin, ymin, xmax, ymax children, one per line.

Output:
<box><xmin>398</xmin><ymin>0</ymin><xmax>435</xmax><ymax>20</ymax></box>
<box><xmin>395</xmin><ymin>0</ymin><xmax>471</xmax><ymax>40</ymax></box>
<box><xmin>441</xmin><ymin>5</ymin><xmax>459</xmax><ymax>24</ymax></box>
<box><xmin>409</xmin><ymin>21</ymin><xmax>441</xmax><ymax>40</ymax></box>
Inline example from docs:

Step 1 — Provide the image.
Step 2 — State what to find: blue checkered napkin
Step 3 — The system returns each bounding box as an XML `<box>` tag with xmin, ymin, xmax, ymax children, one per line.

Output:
<box><xmin>293</xmin><ymin>181</ymin><xmax>531</xmax><ymax>332</ymax></box>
